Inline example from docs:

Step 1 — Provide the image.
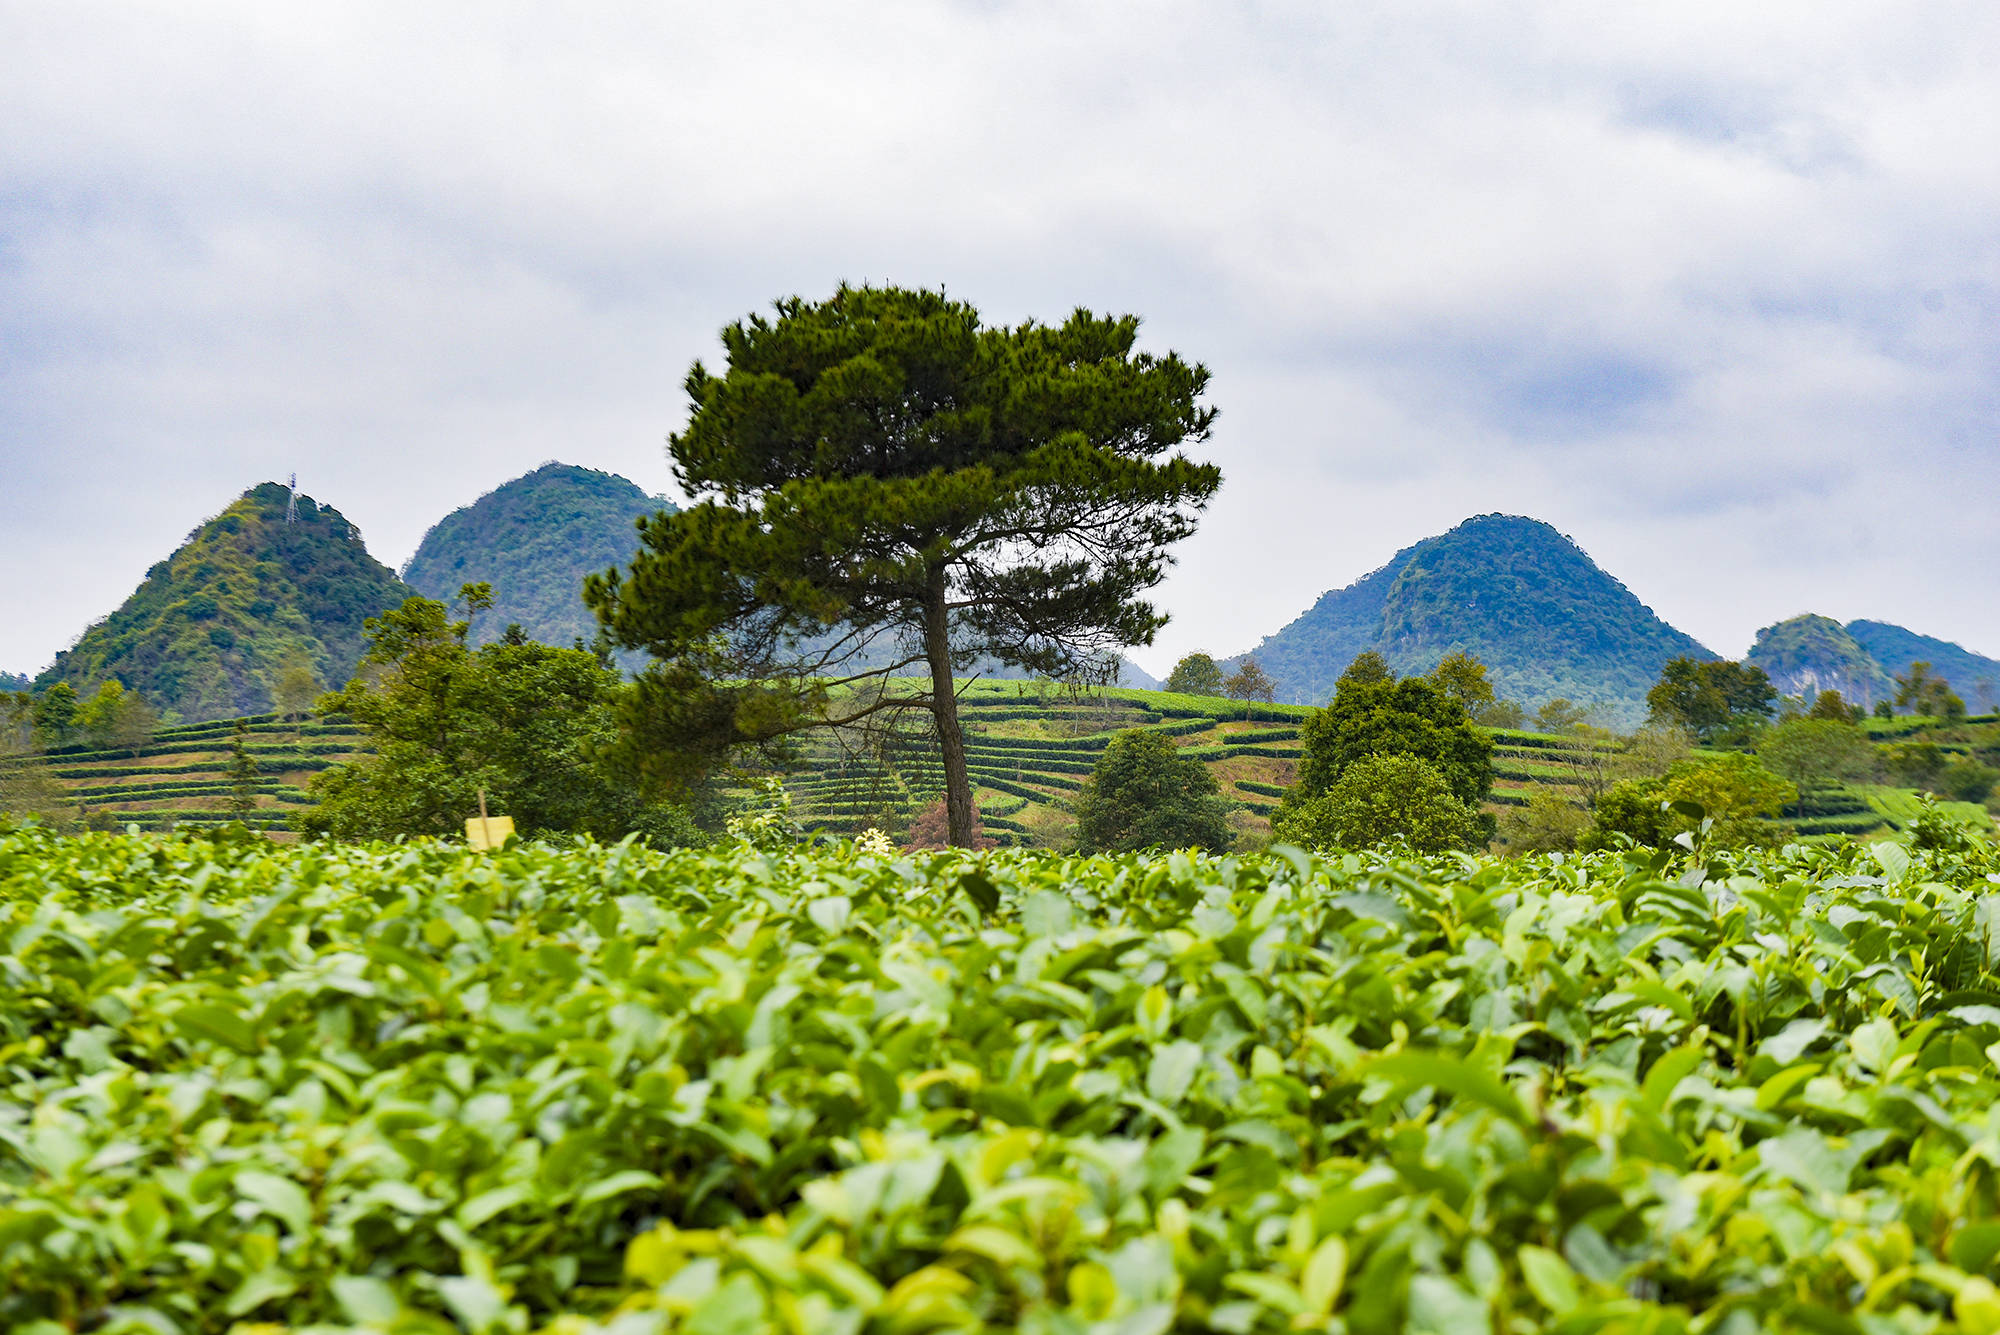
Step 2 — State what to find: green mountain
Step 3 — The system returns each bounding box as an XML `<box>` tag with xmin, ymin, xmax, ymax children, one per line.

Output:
<box><xmin>36</xmin><ymin>483</ymin><xmax>413</xmax><ymax>723</ymax></box>
<box><xmin>402</xmin><ymin>463</ymin><xmax>676</xmax><ymax>648</ymax></box>
<box><xmin>1847</xmin><ymin>621</ymin><xmax>2000</xmax><ymax>711</ymax></box>
<box><xmin>0</xmin><ymin>672</ymin><xmax>27</xmax><ymax>694</ymax></box>
<box><xmin>1744</xmin><ymin>615</ymin><xmax>1894</xmax><ymax>706</ymax></box>
<box><xmin>1229</xmin><ymin>514</ymin><xmax>1711</xmax><ymax>722</ymax></box>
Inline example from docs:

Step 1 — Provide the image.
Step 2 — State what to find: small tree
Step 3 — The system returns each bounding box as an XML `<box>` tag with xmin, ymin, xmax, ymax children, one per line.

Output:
<box><xmin>1757</xmin><ymin>718</ymin><xmax>1876</xmax><ymax>789</ymax></box>
<box><xmin>1495</xmin><ymin>789</ymin><xmax>1590</xmax><ymax>855</ymax></box>
<box><xmin>1534</xmin><ymin>698</ymin><xmax>1591</xmax><ymax>735</ymax></box>
<box><xmin>1940</xmin><ymin>760</ymin><xmax>1998</xmax><ymax>805</ymax></box>
<box><xmin>33</xmin><ymin>682</ymin><xmax>79</xmax><ymax>751</ymax></box>
<box><xmin>1806</xmin><ymin>689</ymin><xmax>1863</xmax><ymax>723</ymax></box>
<box><xmin>1073</xmin><ymin>729</ymin><xmax>1234</xmax><ymax>854</ymax></box>
<box><xmin>1223</xmin><ymin>658</ymin><xmax>1277</xmax><ymax>718</ymax></box>
<box><xmin>1164</xmin><ymin>652</ymin><xmax>1226</xmax><ymax>697</ymax></box>
<box><xmin>1646</xmin><ymin>658</ymin><xmax>1777</xmax><ymax>743</ymax></box>
<box><xmin>227</xmin><ymin>721</ymin><xmax>260</xmax><ymax>822</ymax></box>
<box><xmin>1428</xmin><ymin>651</ymin><xmax>1495</xmax><ymax>714</ymax></box>
<box><xmin>1285</xmin><ymin>671</ymin><xmax>1493</xmax><ymax>837</ymax></box>
<box><xmin>271</xmin><ymin>654</ymin><xmax>322</xmax><ymax>739</ymax></box>
<box><xmin>1339</xmin><ymin>651</ymin><xmax>1392</xmax><ymax>688</ymax></box>
<box><xmin>1274</xmin><ymin>752</ymin><xmax>1481</xmax><ymax>854</ymax></box>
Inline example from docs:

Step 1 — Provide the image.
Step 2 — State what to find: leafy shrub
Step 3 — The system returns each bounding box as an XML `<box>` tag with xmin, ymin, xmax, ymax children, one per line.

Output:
<box><xmin>1274</xmin><ymin>751</ymin><xmax>1482</xmax><ymax>853</ymax></box>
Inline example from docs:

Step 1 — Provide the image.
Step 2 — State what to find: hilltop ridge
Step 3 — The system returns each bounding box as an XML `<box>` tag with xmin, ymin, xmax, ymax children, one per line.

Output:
<box><xmin>402</xmin><ymin>463</ymin><xmax>677</xmax><ymax>648</ymax></box>
<box><xmin>1227</xmin><ymin>514</ymin><xmax>1710</xmax><ymax>721</ymax></box>
<box><xmin>34</xmin><ymin>483</ymin><xmax>412</xmax><ymax>722</ymax></box>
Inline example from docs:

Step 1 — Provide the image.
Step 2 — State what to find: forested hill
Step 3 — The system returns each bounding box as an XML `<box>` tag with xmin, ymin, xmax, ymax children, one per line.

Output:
<box><xmin>0</xmin><ymin>672</ymin><xmax>27</xmax><ymax>694</ymax></box>
<box><xmin>402</xmin><ymin>463</ymin><xmax>675</xmax><ymax>648</ymax></box>
<box><xmin>35</xmin><ymin>483</ymin><xmax>412</xmax><ymax>722</ymax></box>
<box><xmin>1228</xmin><ymin>514</ymin><xmax>1711</xmax><ymax>721</ymax></box>
<box><xmin>1847</xmin><ymin>621</ymin><xmax>2000</xmax><ymax>709</ymax></box>
<box><xmin>1744</xmin><ymin>615</ymin><xmax>1894</xmax><ymax>705</ymax></box>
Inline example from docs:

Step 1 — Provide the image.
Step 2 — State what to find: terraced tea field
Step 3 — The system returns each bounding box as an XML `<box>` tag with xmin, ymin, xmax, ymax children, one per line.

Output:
<box><xmin>0</xmin><ymin>715</ymin><xmax>366</xmax><ymax>833</ymax></box>
<box><xmin>4</xmin><ymin>683</ymin><xmax>1944</xmax><ymax>844</ymax></box>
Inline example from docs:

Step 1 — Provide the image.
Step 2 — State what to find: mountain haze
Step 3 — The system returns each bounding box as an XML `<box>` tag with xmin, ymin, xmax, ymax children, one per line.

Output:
<box><xmin>403</xmin><ymin>464</ymin><xmax>675</xmax><ymax>649</ymax></box>
<box><xmin>1229</xmin><ymin>514</ymin><xmax>1711</xmax><ymax>722</ymax></box>
<box><xmin>36</xmin><ymin>483</ymin><xmax>412</xmax><ymax>722</ymax></box>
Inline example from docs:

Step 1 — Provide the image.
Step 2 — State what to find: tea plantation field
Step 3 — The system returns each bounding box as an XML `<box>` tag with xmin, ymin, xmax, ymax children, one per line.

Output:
<box><xmin>7</xmin><ymin>827</ymin><xmax>2000</xmax><ymax>1333</ymax></box>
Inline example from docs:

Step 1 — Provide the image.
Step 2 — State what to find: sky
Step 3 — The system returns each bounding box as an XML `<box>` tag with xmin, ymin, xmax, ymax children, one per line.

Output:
<box><xmin>3</xmin><ymin>2</ymin><xmax>1996</xmax><ymax>682</ymax></box>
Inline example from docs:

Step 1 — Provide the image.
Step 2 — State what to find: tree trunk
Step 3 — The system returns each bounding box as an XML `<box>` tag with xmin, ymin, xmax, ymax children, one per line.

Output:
<box><xmin>921</xmin><ymin>570</ymin><xmax>974</xmax><ymax>847</ymax></box>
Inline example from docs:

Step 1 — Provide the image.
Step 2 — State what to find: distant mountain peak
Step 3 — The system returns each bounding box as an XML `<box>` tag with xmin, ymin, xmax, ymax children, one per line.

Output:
<box><xmin>402</xmin><ymin>463</ymin><xmax>677</xmax><ymax>650</ymax></box>
<box><xmin>36</xmin><ymin>481</ymin><xmax>412</xmax><ymax>722</ymax></box>
<box><xmin>1227</xmin><ymin>513</ymin><xmax>1709</xmax><ymax>723</ymax></box>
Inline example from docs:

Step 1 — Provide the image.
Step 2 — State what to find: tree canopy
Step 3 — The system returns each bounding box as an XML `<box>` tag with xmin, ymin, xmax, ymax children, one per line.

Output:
<box><xmin>1645</xmin><ymin>657</ymin><xmax>1777</xmax><ymax>744</ymax></box>
<box><xmin>1164</xmin><ymin>652</ymin><xmax>1225</xmax><ymax>697</ymax></box>
<box><xmin>586</xmin><ymin>285</ymin><xmax>1222</xmax><ymax>847</ymax></box>
<box><xmin>1072</xmin><ymin>729</ymin><xmax>1234</xmax><ymax>855</ymax></box>
<box><xmin>296</xmin><ymin>590</ymin><xmax>701</xmax><ymax>845</ymax></box>
<box><xmin>1274</xmin><ymin>752</ymin><xmax>1481</xmax><ymax>854</ymax></box>
<box><xmin>1288</xmin><ymin>669</ymin><xmax>1494</xmax><ymax>819</ymax></box>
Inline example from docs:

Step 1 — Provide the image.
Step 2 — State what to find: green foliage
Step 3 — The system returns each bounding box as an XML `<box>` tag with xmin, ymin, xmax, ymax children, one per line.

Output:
<box><xmin>1582</xmin><ymin>751</ymin><xmax>1797</xmax><ymax>850</ymax></box>
<box><xmin>296</xmin><ymin>594</ymin><xmax>701</xmax><ymax>844</ymax></box>
<box><xmin>588</xmin><ymin>285</ymin><xmax>1222</xmax><ymax>848</ymax></box>
<box><xmin>1494</xmin><ymin>787</ymin><xmax>1589</xmax><ymax>854</ymax></box>
<box><xmin>1427</xmin><ymin>649</ymin><xmax>1494</xmax><ymax>712</ymax></box>
<box><xmin>1646</xmin><ymin>656</ymin><xmax>1779</xmax><ymax>743</ymax></box>
<box><xmin>1163</xmin><ymin>651</ymin><xmax>1225</xmax><ymax>696</ymax></box>
<box><xmin>226</xmin><ymin>720</ymin><xmax>259</xmax><ymax>822</ymax></box>
<box><xmin>1290</xmin><ymin>670</ymin><xmax>1494</xmax><ymax>816</ymax></box>
<box><xmin>1533</xmin><ymin>696</ymin><xmax>1590</xmax><ymax>735</ymax></box>
<box><xmin>1807</xmin><ymin>688</ymin><xmax>1865</xmax><ymax>722</ymax></box>
<box><xmin>5</xmin><ymin>826</ymin><xmax>2000</xmax><ymax>1330</ymax></box>
<box><xmin>1231</xmin><ymin>514</ymin><xmax>1711</xmax><ymax>719</ymax></box>
<box><xmin>1073</xmin><ymin>728</ymin><xmax>1234</xmax><ymax>853</ymax></box>
<box><xmin>1895</xmin><ymin>660</ymin><xmax>1966</xmax><ymax>720</ymax></box>
<box><xmin>1941</xmin><ymin>758</ymin><xmax>1999</xmax><ymax>805</ymax></box>
<box><xmin>1273</xmin><ymin>751</ymin><xmax>1481</xmax><ymax>852</ymax></box>
<box><xmin>1884</xmin><ymin>741</ymin><xmax>1949</xmax><ymax>789</ymax></box>
<box><xmin>31</xmin><ymin>681</ymin><xmax>78</xmax><ymax>749</ymax></box>
<box><xmin>1758</xmin><ymin>717</ymin><xmax>1877</xmax><ymax>788</ymax></box>
<box><xmin>403</xmin><ymin>463</ymin><xmax>677</xmax><ymax>652</ymax></box>
<box><xmin>34</xmin><ymin>482</ymin><xmax>412</xmax><ymax>722</ymax></box>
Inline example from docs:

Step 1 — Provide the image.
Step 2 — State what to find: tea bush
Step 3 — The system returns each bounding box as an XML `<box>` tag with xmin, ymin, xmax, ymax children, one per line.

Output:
<box><xmin>4</xmin><ymin>826</ymin><xmax>2000</xmax><ymax>1333</ymax></box>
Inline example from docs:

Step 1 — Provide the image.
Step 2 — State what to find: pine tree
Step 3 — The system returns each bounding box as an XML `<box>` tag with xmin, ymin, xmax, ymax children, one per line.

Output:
<box><xmin>588</xmin><ymin>285</ymin><xmax>1221</xmax><ymax>847</ymax></box>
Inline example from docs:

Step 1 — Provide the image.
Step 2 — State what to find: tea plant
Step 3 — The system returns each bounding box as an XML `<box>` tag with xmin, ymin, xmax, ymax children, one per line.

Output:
<box><xmin>3</xmin><ymin>825</ymin><xmax>2000</xmax><ymax>1333</ymax></box>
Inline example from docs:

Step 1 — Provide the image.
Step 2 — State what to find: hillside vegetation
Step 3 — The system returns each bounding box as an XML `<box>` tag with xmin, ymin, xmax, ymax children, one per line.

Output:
<box><xmin>1229</xmin><ymin>514</ymin><xmax>1710</xmax><ymax>722</ymax></box>
<box><xmin>6</xmin><ymin>827</ymin><xmax>2000</xmax><ymax>1330</ymax></box>
<box><xmin>34</xmin><ymin>483</ymin><xmax>411</xmax><ymax>722</ymax></box>
<box><xmin>403</xmin><ymin>463</ymin><xmax>677</xmax><ymax>649</ymax></box>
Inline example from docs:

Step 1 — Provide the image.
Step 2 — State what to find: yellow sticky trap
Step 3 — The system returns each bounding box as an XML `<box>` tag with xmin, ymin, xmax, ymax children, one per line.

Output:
<box><xmin>465</xmin><ymin>815</ymin><xmax>515</xmax><ymax>849</ymax></box>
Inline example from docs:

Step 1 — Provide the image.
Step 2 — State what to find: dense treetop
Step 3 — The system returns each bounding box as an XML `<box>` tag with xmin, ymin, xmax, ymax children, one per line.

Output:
<box><xmin>1228</xmin><ymin>514</ymin><xmax>1711</xmax><ymax>722</ymax></box>
<box><xmin>34</xmin><ymin>483</ymin><xmax>411</xmax><ymax>723</ymax></box>
<box><xmin>402</xmin><ymin>463</ymin><xmax>677</xmax><ymax>651</ymax></box>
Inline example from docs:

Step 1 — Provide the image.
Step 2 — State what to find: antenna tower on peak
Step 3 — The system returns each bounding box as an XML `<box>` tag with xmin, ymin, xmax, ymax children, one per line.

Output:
<box><xmin>285</xmin><ymin>473</ymin><xmax>300</xmax><ymax>524</ymax></box>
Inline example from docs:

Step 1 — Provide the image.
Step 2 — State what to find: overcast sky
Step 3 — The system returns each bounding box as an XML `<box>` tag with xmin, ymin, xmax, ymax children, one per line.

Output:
<box><xmin>4</xmin><ymin>2</ymin><xmax>1996</xmax><ymax>681</ymax></box>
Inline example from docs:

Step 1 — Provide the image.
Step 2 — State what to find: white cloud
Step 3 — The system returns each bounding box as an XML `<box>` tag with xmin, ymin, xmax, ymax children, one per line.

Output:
<box><xmin>2</xmin><ymin>1</ymin><xmax>1996</xmax><ymax>682</ymax></box>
